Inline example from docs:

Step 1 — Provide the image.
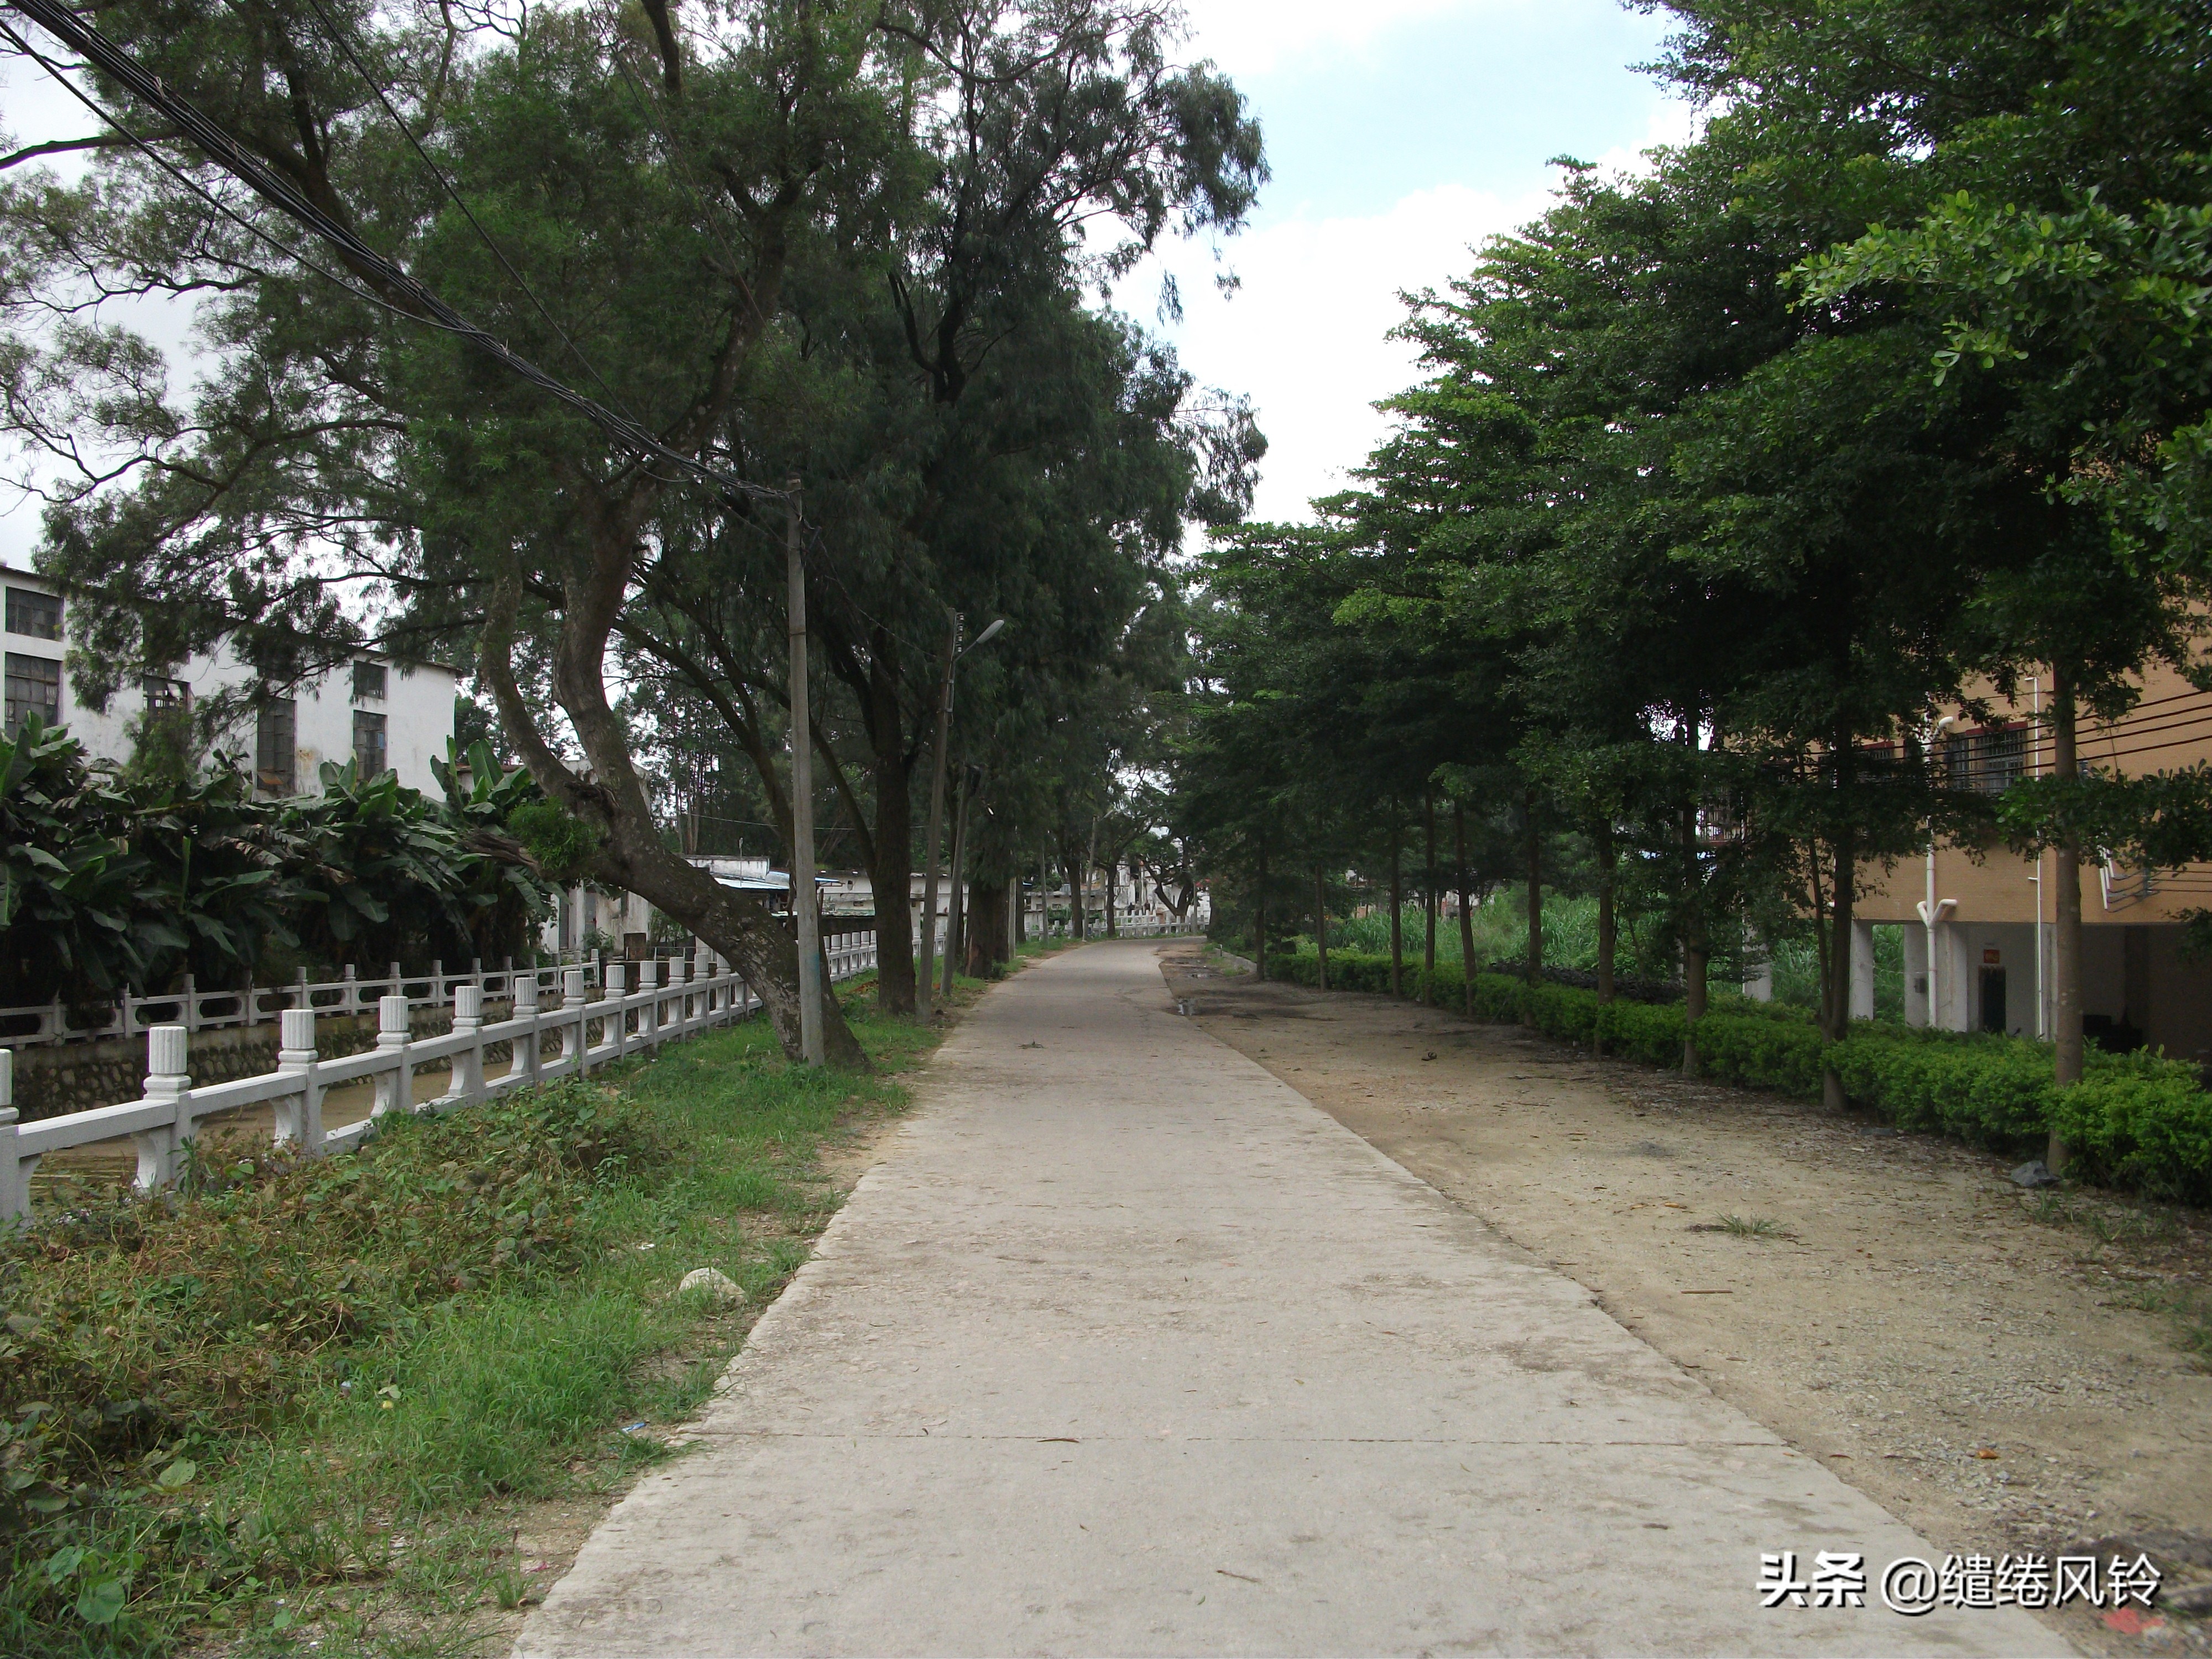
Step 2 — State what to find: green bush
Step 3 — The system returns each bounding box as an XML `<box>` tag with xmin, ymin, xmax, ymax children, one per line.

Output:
<box><xmin>1267</xmin><ymin>944</ymin><xmax>2212</xmax><ymax>1204</ymax></box>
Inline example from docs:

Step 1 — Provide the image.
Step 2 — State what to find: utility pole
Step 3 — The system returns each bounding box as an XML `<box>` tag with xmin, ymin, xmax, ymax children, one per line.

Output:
<box><xmin>787</xmin><ymin>486</ymin><xmax>823</xmax><ymax>1066</ymax></box>
<box><xmin>917</xmin><ymin>613</ymin><xmax>959</xmax><ymax>1020</ymax></box>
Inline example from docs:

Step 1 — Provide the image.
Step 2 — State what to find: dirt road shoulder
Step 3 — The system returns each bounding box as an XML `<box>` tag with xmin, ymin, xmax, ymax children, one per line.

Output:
<box><xmin>1160</xmin><ymin>945</ymin><xmax>2212</xmax><ymax>1655</ymax></box>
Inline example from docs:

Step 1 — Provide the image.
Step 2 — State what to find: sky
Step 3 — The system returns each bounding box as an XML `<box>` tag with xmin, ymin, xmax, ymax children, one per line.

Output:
<box><xmin>1140</xmin><ymin>0</ymin><xmax>1688</xmax><ymax>522</ymax></box>
<box><xmin>0</xmin><ymin>0</ymin><xmax>1689</xmax><ymax>560</ymax></box>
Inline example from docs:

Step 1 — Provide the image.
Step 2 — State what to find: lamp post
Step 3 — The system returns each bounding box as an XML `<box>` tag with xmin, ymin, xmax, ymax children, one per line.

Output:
<box><xmin>916</xmin><ymin>614</ymin><xmax>1005</xmax><ymax>1019</ymax></box>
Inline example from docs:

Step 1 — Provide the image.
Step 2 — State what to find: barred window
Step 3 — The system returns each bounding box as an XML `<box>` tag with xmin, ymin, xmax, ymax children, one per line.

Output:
<box><xmin>352</xmin><ymin>660</ymin><xmax>388</xmax><ymax>701</ymax></box>
<box><xmin>353</xmin><ymin>708</ymin><xmax>388</xmax><ymax>776</ymax></box>
<box><xmin>5</xmin><ymin>587</ymin><xmax>61</xmax><ymax>641</ymax></box>
<box><xmin>256</xmin><ymin>697</ymin><xmax>297</xmax><ymax>795</ymax></box>
<box><xmin>5</xmin><ymin>653</ymin><xmax>60</xmax><ymax>733</ymax></box>
<box><xmin>1945</xmin><ymin>726</ymin><xmax>2027</xmax><ymax>794</ymax></box>
<box><xmin>142</xmin><ymin>674</ymin><xmax>190</xmax><ymax>714</ymax></box>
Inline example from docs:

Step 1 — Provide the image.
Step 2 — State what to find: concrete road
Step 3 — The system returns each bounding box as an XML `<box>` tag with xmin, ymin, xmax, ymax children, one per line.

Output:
<box><xmin>515</xmin><ymin>942</ymin><xmax>2067</xmax><ymax>1657</ymax></box>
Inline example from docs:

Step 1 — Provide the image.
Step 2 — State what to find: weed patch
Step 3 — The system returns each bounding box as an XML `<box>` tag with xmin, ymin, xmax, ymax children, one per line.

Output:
<box><xmin>0</xmin><ymin>969</ymin><xmax>973</xmax><ymax>1656</ymax></box>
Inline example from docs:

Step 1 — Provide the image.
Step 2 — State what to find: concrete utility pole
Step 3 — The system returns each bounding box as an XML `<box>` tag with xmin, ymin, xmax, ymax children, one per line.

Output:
<box><xmin>787</xmin><ymin>486</ymin><xmax>823</xmax><ymax>1066</ymax></box>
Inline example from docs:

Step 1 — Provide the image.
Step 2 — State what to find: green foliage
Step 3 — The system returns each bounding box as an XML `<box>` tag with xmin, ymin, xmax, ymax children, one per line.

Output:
<box><xmin>506</xmin><ymin>798</ymin><xmax>601</xmax><ymax>887</ymax></box>
<box><xmin>1270</xmin><ymin>946</ymin><xmax>2212</xmax><ymax>1202</ymax></box>
<box><xmin>0</xmin><ymin>979</ymin><xmax>937</xmax><ymax>1653</ymax></box>
<box><xmin>0</xmin><ymin>723</ymin><xmax>555</xmax><ymax>1009</ymax></box>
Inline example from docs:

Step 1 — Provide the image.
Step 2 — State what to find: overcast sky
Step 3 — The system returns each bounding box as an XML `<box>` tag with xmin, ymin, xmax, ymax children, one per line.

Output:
<box><xmin>0</xmin><ymin>0</ymin><xmax>1687</xmax><ymax>561</ymax></box>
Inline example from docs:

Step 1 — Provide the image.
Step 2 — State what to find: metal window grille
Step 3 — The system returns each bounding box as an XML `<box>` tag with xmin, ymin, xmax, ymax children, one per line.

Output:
<box><xmin>4</xmin><ymin>587</ymin><xmax>62</xmax><ymax>640</ymax></box>
<box><xmin>353</xmin><ymin>708</ymin><xmax>388</xmax><ymax>776</ymax></box>
<box><xmin>142</xmin><ymin>674</ymin><xmax>190</xmax><ymax>713</ymax></box>
<box><xmin>352</xmin><ymin>660</ymin><xmax>388</xmax><ymax>701</ymax></box>
<box><xmin>4</xmin><ymin>653</ymin><xmax>60</xmax><ymax>732</ymax></box>
<box><xmin>255</xmin><ymin>697</ymin><xmax>297</xmax><ymax>794</ymax></box>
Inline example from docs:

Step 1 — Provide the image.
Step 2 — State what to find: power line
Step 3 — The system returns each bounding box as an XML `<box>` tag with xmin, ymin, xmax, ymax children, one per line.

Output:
<box><xmin>5</xmin><ymin>0</ymin><xmax>786</xmax><ymax>513</ymax></box>
<box><xmin>293</xmin><ymin>0</ymin><xmax>640</xmax><ymax>427</ymax></box>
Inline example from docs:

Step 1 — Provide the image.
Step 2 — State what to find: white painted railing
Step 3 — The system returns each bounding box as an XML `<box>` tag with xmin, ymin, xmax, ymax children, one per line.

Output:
<box><xmin>0</xmin><ymin>934</ymin><xmax>878</xmax><ymax>1220</ymax></box>
<box><xmin>0</xmin><ymin>956</ymin><xmax>609</xmax><ymax>1049</ymax></box>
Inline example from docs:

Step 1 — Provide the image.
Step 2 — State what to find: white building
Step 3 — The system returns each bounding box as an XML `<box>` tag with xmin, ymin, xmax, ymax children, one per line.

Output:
<box><xmin>1</xmin><ymin>565</ymin><xmax>455</xmax><ymax>795</ymax></box>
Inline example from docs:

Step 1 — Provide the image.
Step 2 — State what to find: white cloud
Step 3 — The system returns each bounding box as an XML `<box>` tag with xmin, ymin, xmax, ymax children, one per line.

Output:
<box><xmin>1177</xmin><ymin>0</ymin><xmax>1511</xmax><ymax>77</ymax></box>
<box><xmin>1141</xmin><ymin>180</ymin><xmax>1546</xmax><ymax>524</ymax></box>
<box><xmin>1140</xmin><ymin>97</ymin><xmax>1698</xmax><ymax>525</ymax></box>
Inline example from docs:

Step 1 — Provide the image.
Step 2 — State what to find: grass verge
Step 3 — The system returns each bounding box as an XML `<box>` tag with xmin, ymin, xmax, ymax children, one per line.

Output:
<box><xmin>1</xmin><ymin>957</ymin><xmax>1033</xmax><ymax>1657</ymax></box>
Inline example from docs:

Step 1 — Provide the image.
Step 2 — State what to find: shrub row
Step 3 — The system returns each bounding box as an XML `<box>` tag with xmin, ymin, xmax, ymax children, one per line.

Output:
<box><xmin>1265</xmin><ymin>947</ymin><xmax>2212</xmax><ymax>1205</ymax></box>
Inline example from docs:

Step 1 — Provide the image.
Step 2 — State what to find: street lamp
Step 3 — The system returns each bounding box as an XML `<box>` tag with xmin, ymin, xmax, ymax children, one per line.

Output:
<box><xmin>916</xmin><ymin>613</ymin><xmax>1006</xmax><ymax>1019</ymax></box>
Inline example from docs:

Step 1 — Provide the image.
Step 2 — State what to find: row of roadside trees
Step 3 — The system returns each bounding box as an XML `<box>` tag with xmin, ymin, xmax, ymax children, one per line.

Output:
<box><xmin>2</xmin><ymin>0</ymin><xmax>1263</xmax><ymax>1063</ymax></box>
<box><xmin>1171</xmin><ymin>0</ymin><xmax>2212</xmax><ymax>1152</ymax></box>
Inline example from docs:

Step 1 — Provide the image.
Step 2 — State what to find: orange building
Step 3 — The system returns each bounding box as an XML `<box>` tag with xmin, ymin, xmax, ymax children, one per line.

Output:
<box><xmin>1849</xmin><ymin>662</ymin><xmax>2212</xmax><ymax>1063</ymax></box>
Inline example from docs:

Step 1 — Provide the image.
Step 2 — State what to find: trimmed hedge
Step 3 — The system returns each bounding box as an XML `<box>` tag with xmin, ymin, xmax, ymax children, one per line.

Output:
<box><xmin>1264</xmin><ymin>946</ymin><xmax>2212</xmax><ymax>1204</ymax></box>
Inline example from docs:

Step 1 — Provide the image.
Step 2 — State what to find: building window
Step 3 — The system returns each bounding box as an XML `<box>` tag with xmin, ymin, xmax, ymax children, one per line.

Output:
<box><xmin>142</xmin><ymin>674</ymin><xmax>190</xmax><ymax>714</ymax></box>
<box><xmin>352</xmin><ymin>660</ymin><xmax>388</xmax><ymax>701</ymax></box>
<box><xmin>255</xmin><ymin>697</ymin><xmax>297</xmax><ymax>795</ymax></box>
<box><xmin>353</xmin><ymin>708</ymin><xmax>388</xmax><ymax>776</ymax></box>
<box><xmin>4</xmin><ymin>653</ymin><xmax>60</xmax><ymax>733</ymax></box>
<box><xmin>1945</xmin><ymin>726</ymin><xmax>2028</xmax><ymax>795</ymax></box>
<box><xmin>5</xmin><ymin>587</ymin><xmax>61</xmax><ymax>641</ymax></box>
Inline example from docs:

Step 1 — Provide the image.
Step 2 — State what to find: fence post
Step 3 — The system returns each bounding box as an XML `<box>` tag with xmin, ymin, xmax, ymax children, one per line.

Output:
<box><xmin>639</xmin><ymin>960</ymin><xmax>661</xmax><ymax>1045</ymax></box>
<box><xmin>273</xmin><ymin>1008</ymin><xmax>324</xmax><ymax>1157</ymax></box>
<box><xmin>447</xmin><ymin>983</ymin><xmax>484</xmax><ymax>1107</ymax></box>
<box><xmin>562</xmin><ymin>968</ymin><xmax>587</xmax><ymax>1074</ymax></box>
<box><xmin>515</xmin><ymin>971</ymin><xmax>542</xmax><ymax>1086</ymax></box>
<box><xmin>134</xmin><ymin>1025</ymin><xmax>190</xmax><ymax>1193</ymax></box>
<box><xmin>0</xmin><ymin>1051</ymin><xmax>28</xmax><ymax>1222</ymax></box>
<box><xmin>372</xmin><ymin>994</ymin><xmax>411</xmax><ymax>1118</ymax></box>
<box><xmin>342</xmin><ymin>963</ymin><xmax>357</xmax><ymax>1014</ymax></box>
<box><xmin>604</xmin><ymin>963</ymin><xmax>629</xmax><ymax>1061</ymax></box>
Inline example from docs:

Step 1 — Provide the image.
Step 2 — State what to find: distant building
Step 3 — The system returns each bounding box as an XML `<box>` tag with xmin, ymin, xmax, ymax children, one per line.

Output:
<box><xmin>1835</xmin><ymin>661</ymin><xmax>2212</xmax><ymax>1063</ymax></box>
<box><xmin>1</xmin><ymin>565</ymin><xmax>455</xmax><ymax>795</ymax></box>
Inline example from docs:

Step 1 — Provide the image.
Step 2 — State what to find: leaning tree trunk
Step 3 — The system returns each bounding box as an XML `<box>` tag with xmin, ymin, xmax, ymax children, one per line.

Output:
<box><xmin>2050</xmin><ymin>666</ymin><xmax>2084</xmax><ymax>1170</ymax></box>
<box><xmin>480</xmin><ymin>566</ymin><xmax>867</xmax><ymax>1068</ymax></box>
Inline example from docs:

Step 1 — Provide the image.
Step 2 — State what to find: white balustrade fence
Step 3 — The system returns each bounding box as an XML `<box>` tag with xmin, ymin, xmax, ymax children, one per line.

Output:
<box><xmin>0</xmin><ymin>932</ymin><xmax>878</xmax><ymax>1220</ymax></box>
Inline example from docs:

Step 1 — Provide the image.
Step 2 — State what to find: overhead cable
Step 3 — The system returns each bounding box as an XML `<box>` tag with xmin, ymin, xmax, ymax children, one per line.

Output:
<box><xmin>4</xmin><ymin>0</ymin><xmax>785</xmax><ymax>510</ymax></box>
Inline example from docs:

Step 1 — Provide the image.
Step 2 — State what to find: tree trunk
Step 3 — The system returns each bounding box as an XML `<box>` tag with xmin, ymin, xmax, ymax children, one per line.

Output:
<box><xmin>966</xmin><ymin>878</ymin><xmax>1010</xmax><ymax>976</ymax></box>
<box><xmin>1105</xmin><ymin>854</ymin><xmax>1119</xmax><ymax>938</ymax></box>
<box><xmin>1596</xmin><ymin>818</ymin><xmax>1617</xmax><ymax>1006</ymax></box>
<box><xmin>1681</xmin><ymin>801</ymin><xmax>1707</xmax><ymax>1074</ymax></box>
<box><xmin>1255</xmin><ymin>843</ymin><xmax>1269</xmax><ymax>979</ymax></box>
<box><xmin>1820</xmin><ymin>833</ymin><xmax>1856</xmax><ymax>1113</ymax></box>
<box><xmin>2050</xmin><ymin>666</ymin><xmax>2083</xmax><ymax>1168</ymax></box>
<box><xmin>1389</xmin><ymin>820</ymin><xmax>1404</xmax><ymax>998</ymax></box>
<box><xmin>479</xmin><ymin>565</ymin><xmax>867</xmax><ymax>1067</ymax></box>
<box><xmin>864</xmin><ymin>625</ymin><xmax>920</xmax><ymax>1015</ymax></box>
<box><xmin>942</xmin><ymin>754</ymin><xmax>971</xmax><ymax>999</ymax></box>
<box><xmin>1523</xmin><ymin>787</ymin><xmax>1542</xmax><ymax>1025</ymax></box>
<box><xmin>1455</xmin><ymin>799</ymin><xmax>1475</xmax><ymax>1016</ymax></box>
<box><xmin>1423</xmin><ymin>790</ymin><xmax>1438</xmax><ymax>1005</ymax></box>
<box><xmin>1314</xmin><ymin>863</ymin><xmax>1329</xmax><ymax>992</ymax></box>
